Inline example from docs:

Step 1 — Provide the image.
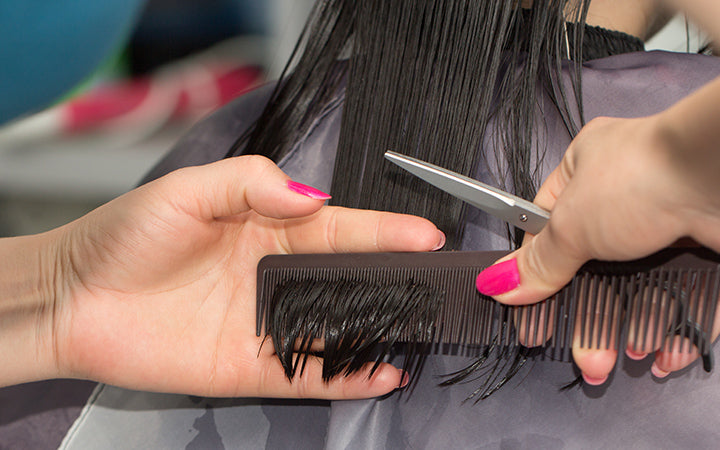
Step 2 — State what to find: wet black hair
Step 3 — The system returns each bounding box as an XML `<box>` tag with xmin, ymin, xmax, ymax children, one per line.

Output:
<box><xmin>229</xmin><ymin>0</ymin><xmax>597</xmax><ymax>395</ymax></box>
<box><xmin>228</xmin><ymin>0</ymin><xmax>591</xmax><ymax>248</ymax></box>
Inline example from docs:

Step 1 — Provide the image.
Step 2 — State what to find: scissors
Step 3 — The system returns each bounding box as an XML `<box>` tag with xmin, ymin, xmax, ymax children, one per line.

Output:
<box><xmin>384</xmin><ymin>151</ymin><xmax>550</xmax><ymax>234</ymax></box>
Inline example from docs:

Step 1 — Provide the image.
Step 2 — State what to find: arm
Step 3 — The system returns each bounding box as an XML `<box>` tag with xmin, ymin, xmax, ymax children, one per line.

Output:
<box><xmin>0</xmin><ymin>156</ymin><xmax>444</xmax><ymax>397</ymax></box>
<box><xmin>0</xmin><ymin>234</ymin><xmax>60</xmax><ymax>385</ymax></box>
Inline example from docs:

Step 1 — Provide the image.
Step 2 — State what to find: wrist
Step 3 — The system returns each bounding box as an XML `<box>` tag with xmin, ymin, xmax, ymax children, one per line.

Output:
<box><xmin>652</xmin><ymin>109</ymin><xmax>684</xmax><ymax>162</ymax></box>
<box><xmin>0</xmin><ymin>230</ymin><xmax>67</xmax><ymax>385</ymax></box>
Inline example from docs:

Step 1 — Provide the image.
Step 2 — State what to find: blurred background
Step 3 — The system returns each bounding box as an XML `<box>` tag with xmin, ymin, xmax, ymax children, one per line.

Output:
<box><xmin>0</xmin><ymin>0</ymin><xmax>314</xmax><ymax>237</ymax></box>
<box><xmin>0</xmin><ymin>1</ymin><xmax>709</xmax><ymax>238</ymax></box>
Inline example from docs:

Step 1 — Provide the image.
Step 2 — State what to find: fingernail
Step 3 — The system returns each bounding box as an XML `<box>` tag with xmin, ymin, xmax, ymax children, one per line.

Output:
<box><xmin>582</xmin><ymin>373</ymin><xmax>608</xmax><ymax>386</ymax></box>
<box><xmin>476</xmin><ymin>259</ymin><xmax>520</xmax><ymax>296</ymax></box>
<box><xmin>651</xmin><ymin>362</ymin><xmax>670</xmax><ymax>379</ymax></box>
<box><xmin>287</xmin><ymin>180</ymin><xmax>332</xmax><ymax>200</ymax></box>
<box><xmin>432</xmin><ymin>231</ymin><xmax>446</xmax><ymax>251</ymax></box>
<box><xmin>399</xmin><ymin>371</ymin><xmax>410</xmax><ymax>388</ymax></box>
<box><xmin>625</xmin><ymin>348</ymin><xmax>647</xmax><ymax>361</ymax></box>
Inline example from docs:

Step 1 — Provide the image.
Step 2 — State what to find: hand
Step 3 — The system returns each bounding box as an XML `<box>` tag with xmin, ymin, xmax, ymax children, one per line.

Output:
<box><xmin>40</xmin><ymin>155</ymin><xmax>444</xmax><ymax>398</ymax></box>
<box><xmin>476</xmin><ymin>114</ymin><xmax>720</xmax><ymax>384</ymax></box>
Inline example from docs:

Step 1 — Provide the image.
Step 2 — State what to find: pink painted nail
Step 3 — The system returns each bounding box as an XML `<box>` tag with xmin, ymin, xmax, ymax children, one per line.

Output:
<box><xmin>651</xmin><ymin>363</ymin><xmax>670</xmax><ymax>379</ymax></box>
<box><xmin>582</xmin><ymin>373</ymin><xmax>608</xmax><ymax>386</ymax></box>
<box><xmin>476</xmin><ymin>259</ymin><xmax>520</xmax><ymax>296</ymax></box>
<box><xmin>287</xmin><ymin>180</ymin><xmax>332</xmax><ymax>200</ymax></box>
<box><xmin>432</xmin><ymin>231</ymin><xmax>446</xmax><ymax>251</ymax></box>
<box><xmin>625</xmin><ymin>348</ymin><xmax>647</xmax><ymax>361</ymax></box>
<box><xmin>400</xmin><ymin>371</ymin><xmax>410</xmax><ymax>388</ymax></box>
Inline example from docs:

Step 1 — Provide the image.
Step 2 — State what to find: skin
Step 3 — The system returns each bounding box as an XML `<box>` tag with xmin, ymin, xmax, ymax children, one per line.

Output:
<box><xmin>0</xmin><ymin>155</ymin><xmax>445</xmax><ymax>398</ymax></box>
<box><xmin>489</xmin><ymin>0</ymin><xmax>720</xmax><ymax>384</ymax></box>
<box><xmin>521</xmin><ymin>0</ymin><xmax>674</xmax><ymax>41</ymax></box>
<box><xmin>580</xmin><ymin>0</ymin><xmax>674</xmax><ymax>40</ymax></box>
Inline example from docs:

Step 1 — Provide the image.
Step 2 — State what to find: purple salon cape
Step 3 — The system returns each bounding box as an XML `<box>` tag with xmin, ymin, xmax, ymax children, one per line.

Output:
<box><xmin>60</xmin><ymin>51</ymin><xmax>720</xmax><ymax>449</ymax></box>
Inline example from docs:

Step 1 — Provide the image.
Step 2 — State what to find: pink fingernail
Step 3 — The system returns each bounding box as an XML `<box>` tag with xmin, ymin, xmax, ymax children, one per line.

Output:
<box><xmin>287</xmin><ymin>180</ymin><xmax>331</xmax><ymax>200</ymax></box>
<box><xmin>476</xmin><ymin>259</ymin><xmax>520</xmax><ymax>296</ymax></box>
<box><xmin>582</xmin><ymin>373</ymin><xmax>608</xmax><ymax>386</ymax></box>
<box><xmin>432</xmin><ymin>231</ymin><xmax>446</xmax><ymax>251</ymax></box>
<box><xmin>625</xmin><ymin>348</ymin><xmax>647</xmax><ymax>361</ymax></box>
<box><xmin>400</xmin><ymin>371</ymin><xmax>410</xmax><ymax>388</ymax></box>
<box><xmin>651</xmin><ymin>363</ymin><xmax>670</xmax><ymax>379</ymax></box>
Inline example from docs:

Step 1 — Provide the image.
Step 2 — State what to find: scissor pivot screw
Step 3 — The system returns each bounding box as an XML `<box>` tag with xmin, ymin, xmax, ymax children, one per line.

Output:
<box><xmin>519</xmin><ymin>214</ymin><xmax>528</xmax><ymax>223</ymax></box>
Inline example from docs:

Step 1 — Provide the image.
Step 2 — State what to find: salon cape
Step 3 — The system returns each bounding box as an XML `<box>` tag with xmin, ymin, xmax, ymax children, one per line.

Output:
<box><xmin>61</xmin><ymin>51</ymin><xmax>720</xmax><ymax>449</ymax></box>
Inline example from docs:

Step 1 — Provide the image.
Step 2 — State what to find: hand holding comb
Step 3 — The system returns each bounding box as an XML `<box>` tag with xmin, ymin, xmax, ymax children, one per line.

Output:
<box><xmin>256</xmin><ymin>152</ymin><xmax>720</xmax><ymax>387</ymax></box>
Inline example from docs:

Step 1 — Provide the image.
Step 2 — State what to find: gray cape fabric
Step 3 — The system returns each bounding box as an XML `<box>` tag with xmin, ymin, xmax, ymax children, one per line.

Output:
<box><xmin>62</xmin><ymin>51</ymin><xmax>720</xmax><ymax>449</ymax></box>
<box><xmin>0</xmin><ymin>380</ymin><xmax>95</xmax><ymax>450</ymax></box>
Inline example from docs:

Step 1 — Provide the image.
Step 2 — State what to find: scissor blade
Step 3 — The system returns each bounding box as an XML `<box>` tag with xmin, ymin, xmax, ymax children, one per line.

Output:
<box><xmin>384</xmin><ymin>151</ymin><xmax>550</xmax><ymax>234</ymax></box>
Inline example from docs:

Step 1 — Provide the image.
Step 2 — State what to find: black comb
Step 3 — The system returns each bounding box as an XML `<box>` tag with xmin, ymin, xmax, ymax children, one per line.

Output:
<box><xmin>257</xmin><ymin>247</ymin><xmax>720</xmax><ymax>380</ymax></box>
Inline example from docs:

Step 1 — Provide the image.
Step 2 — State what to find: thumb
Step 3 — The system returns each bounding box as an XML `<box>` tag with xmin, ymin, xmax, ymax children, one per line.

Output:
<box><xmin>476</xmin><ymin>152</ymin><xmax>589</xmax><ymax>305</ymax></box>
<box><xmin>153</xmin><ymin>155</ymin><xmax>331</xmax><ymax>221</ymax></box>
<box><xmin>476</xmin><ymin>219</ymin><xmax>589</xmax><ymax>305</ymax></box>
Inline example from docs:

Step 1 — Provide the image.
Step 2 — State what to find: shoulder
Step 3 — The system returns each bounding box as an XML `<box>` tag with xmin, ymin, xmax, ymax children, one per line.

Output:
<box><xmin>584</xmin><ymin>0</ymin><xmax>673</xmax><ymax>41</ymax></box>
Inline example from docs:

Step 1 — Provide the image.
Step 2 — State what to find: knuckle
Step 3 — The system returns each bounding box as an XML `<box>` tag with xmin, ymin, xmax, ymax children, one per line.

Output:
<box><xmin>545</xmin><ymin>205</ymin><xmax>587</xmax><ymax>262</ymax></box>
<box><xmin>584</xmin><ymin>116</ymin><xmax>612</xmax><ymax>130</ymax></box>
<box><xmin>523</xmin><ymin>238</ymin><xmax>553</xmax><ymax>285</ymax></box>
<box><xmin>238</xmin><ymin>154</ymin><xmax>275</xmax><ymax>172</ymax></box>
<box><xmin>295</xmin><ymin>369</ymin><xmax>314</xmax><ymax>399</ymax></box>
<box><xmin>521</xmin><ymin>212</ymin><xmax>587</xmax><ymax>293</ymax></box>
<box><xmin>372</xmin><ymin>214</ymin><xmax>385</xmax><ymax>251</ymax></box>
<box><xmin>159</xmin><ymin>166</ymin><xmax>191</xmax><ymax>189</ymax></box>
<box><xmin>236</xmin><ymin>155</ymin><xmax>280</xmax><ymax>184</ymax></box>
<box><xmin>325</xmin><ymin>209</ymin><xmax>341</xmax><ymax>253</ymax></box>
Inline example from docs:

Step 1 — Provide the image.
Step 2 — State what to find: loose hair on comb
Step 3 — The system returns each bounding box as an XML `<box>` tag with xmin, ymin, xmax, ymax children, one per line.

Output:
<box><xmin>233</xmin><ymin>0</ymin><xmax>597</xmax><ymax>397</ymax></box>
<box><xmin>267</xmin><ymin>279</ymin><xmax>441</xmax><ymax>384</ymax></box>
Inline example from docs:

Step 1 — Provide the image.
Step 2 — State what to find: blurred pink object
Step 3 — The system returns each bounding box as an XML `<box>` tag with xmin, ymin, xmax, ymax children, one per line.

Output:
<box><xmin>63</xmin><ymin>64</ymin><xmax>263</xmax><ymax>133</ymax></box>
<box><xmin>0</xmin><ymin>62</ymin><xmax>263</xmax><ymax>147</ymax></box>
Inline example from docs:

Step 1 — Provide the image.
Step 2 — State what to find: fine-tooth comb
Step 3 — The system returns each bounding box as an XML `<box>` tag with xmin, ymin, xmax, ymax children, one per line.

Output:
<box><xmin>257</xmin><ymin>247</ymin><xmax>720</xmax><ymax>382</ymax></box>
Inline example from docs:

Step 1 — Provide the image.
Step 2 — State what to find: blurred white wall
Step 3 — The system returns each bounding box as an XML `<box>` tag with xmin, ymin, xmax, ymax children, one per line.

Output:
<box><xmin>266</xmin><ymin>0</ymin><xmax>315</xmax><ymax>78</ymax></box>
<box><xmin>646</xmin><ymin>14</ymin><xmax>708</xmax><ymax>53</ymax></box>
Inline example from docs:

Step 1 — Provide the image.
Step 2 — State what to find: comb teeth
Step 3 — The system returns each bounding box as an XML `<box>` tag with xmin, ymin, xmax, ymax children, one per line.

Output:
<box><xmin>257</xmin><ymin>248</ymin><xmax>720</xmax><ymax>378</ymax></box>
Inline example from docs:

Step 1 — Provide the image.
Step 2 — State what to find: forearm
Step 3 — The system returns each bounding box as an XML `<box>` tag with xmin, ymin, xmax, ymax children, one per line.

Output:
<box><xmin>658</xmin><ymin>76</ymin><xmax>720</xmax><ymax>188</ymax></box>
<box><xmin>0</xmin><ymin>232</ymin><xmax>62</xmax><ymax>386</ymax></box>
<box><xmin>664</xmin><ymin>0</ymin><xmax>720</xmax><ymax>41</ymax></box>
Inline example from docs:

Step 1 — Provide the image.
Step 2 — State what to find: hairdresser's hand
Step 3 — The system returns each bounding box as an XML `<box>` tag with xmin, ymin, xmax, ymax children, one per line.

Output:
<box><xmin>476</xmin><ymin>113</ymin><xmax>720</xmax><ymax>385</ymax></box>
<box><xmin>42</xmin><ymin>155</ymin><xmax>443</xmax><ymax>398</ymax></box>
